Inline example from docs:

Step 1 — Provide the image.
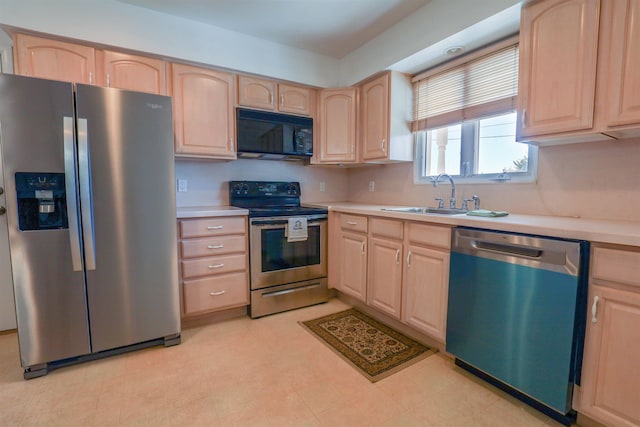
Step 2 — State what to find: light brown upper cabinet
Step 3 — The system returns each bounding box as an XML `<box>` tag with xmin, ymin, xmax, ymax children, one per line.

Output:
<box><xmin>97</xmin><ymin>50</ymin><xmax>167</xmax><ymax>95</ymax></box>
<box><xmin>517</xmin><ymin>0</ymin><xmax>601</xmax><ymax>140</ymax></box>
<box><xmin>518</xmin><ymin>0</ymin><xmax>640</xmax><ymax>143</ymax></box>
<box><xmin>360</xmin><ymin>71</ymin><xmax>413</xmax><ymax>163</ymax></box>
<box><xmin>237</xmin><ymin>76</ymin><xmax>315</xmax><ymax>116</ymax></box>
<box><xmin>314</xmin><ymin>88</ymin><xmax>358</xmax><ymax>164</ymax></box>
<box><xmin>14</xmin><ymin>33</ymin><xmax>96</xmax><ymax>84</ymax></box>
<box><xmin>604</xmin><ymin>0</ymin><xmax>640</xmax><ymax>136</ymax></box>
<box><xmin>171</xmin><ymin>63</ymin><xmax>236</xmax><ymax>159</ymax></box>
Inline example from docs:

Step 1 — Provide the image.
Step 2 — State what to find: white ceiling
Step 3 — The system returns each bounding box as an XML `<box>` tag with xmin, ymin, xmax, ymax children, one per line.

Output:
<box><xmin>117</xmin><ymin>0</ymin><xmax>432</xmax><ymax>59</ymax></box>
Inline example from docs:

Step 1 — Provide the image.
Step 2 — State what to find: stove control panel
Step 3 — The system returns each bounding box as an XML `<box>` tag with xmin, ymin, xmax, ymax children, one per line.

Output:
<box><xmin>229</xmin><ymin>181</ymin><xmax>301</xmax><ymax>198</ymax></box>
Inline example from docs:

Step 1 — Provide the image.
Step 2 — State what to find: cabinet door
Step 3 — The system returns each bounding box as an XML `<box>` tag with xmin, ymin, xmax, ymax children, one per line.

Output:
<box><xmin>368</xmin><ymin>237</ymin><xmax>403</xmax><ymax>319</ymax></box>
<box><xmin>606</xmin><ymin>0</ymin><xmax>640</xmax><ymax>128</ymax></box>
<box><xmin>317</xmin><ymin>88</ymin><xmax>358</xmax><ymax>163</ymax></box>
<box><xmin>14</xmin><ymin>33</ymin><xmax>96</xmax><ymax>84</ymax></box>
<box><xmin>171</xmin><ymin>63</ymin><xmax>236</xmax><ymax>158</ymax></box>
<box><xmin>278</xmin><ymin>83</ymin><xmax>314</xmax><ymax>116</ymax></box>
<box><xmin>517</xmin><ymin>0</ymin><xmax>600</xmax><ymax>138</ymax></box>
<box><xmin>579</xmin><ymin>284</ymin><xmax>640</xmax><ymax>427</ymax></box>
<box><xmin>99</xmin><ymin>51</ymin><xmax>167</xmax><ymax>95</ymax></box>
<box><xmin>402</xmin><ymin>245</ymin><xmax>449</xmax><ymax>341</ymax></box>
<box><xmin>361</xmin><ymin>73</ymin><xmax>389</xmax><ymax>160</ymax></box>
<box><xmin>237</xmin><ymin>76</ymin><xmax>276</xmax><ymax>111</ymax></box>
<box><xmin>339</xmin><ymin>231</ymin><xmax>367</xmax><ymax>302</ymax></box>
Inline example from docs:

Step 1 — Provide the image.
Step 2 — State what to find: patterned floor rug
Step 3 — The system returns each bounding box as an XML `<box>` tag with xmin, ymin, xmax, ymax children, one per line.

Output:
<box><xmin>300</xmin><ymin>308</ymin><xmax>435</xmax><ymax>382</ymax></box>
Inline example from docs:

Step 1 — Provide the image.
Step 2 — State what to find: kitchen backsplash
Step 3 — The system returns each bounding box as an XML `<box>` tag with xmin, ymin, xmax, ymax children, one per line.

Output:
<box><xmin>175</xmin><ymin>159</ymin><xmax>349</xmax><ymax>207</ymax></box>
<box><xmin>176</xmin><ymin>137</ymin><xmax>640</xmax><ymax>222</ymax></box>
<box><xmin>347</xmin><ymin>137</ymin><xmax>640</xmax><ymax>222</ymax></box>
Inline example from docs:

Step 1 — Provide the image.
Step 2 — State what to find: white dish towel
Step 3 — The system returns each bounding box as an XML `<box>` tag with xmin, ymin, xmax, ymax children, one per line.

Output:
<box><xmin>287</xmin><ymin>217</ymin><xmax>308</xmax><ymax>242</ymax></box>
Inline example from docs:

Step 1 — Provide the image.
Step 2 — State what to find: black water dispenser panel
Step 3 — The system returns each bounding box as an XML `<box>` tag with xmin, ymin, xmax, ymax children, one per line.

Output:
<box><xmin>15</xmin><ymin>172</ymin><xmax>68</xmax><ymax>231</ymax></box>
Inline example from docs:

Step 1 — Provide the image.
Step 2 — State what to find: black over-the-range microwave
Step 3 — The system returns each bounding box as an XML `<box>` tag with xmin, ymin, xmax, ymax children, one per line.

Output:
<box><xmin>236</xmin><ymin>108</ymin><xmax>313</xmax><ymax>160</ymax></box>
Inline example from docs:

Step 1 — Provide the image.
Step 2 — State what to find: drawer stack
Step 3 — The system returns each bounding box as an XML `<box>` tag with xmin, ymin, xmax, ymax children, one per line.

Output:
<box><xmin>178</xmin><ymin>216</ymin><xmax>249</xmax><ymax>317</ymax></box>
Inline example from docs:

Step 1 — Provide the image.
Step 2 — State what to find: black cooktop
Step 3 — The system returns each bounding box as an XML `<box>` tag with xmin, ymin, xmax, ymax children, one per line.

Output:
<box><xmin>229</xmin><ymin>181</ymin><xmax>328</xmax><ymax>218</ymax></box>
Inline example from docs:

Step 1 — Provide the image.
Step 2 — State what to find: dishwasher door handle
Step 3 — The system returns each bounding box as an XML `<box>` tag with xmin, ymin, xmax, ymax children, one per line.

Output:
<box><xmin>472</xmin><ymin>240</ymin><xmax>543</xmax><ymax>259</ymax></box>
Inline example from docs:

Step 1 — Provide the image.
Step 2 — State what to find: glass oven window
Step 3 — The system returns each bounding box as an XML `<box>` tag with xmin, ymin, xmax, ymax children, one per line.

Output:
<box><xmin>261</xmin><ymin>224</ymin><xmax>321</xmax><ymax>272</ymax></box>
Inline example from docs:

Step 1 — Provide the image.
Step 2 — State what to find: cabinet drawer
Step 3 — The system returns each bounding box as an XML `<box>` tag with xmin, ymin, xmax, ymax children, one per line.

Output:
<box><xmin>592</xmin><ymin>246</ymin><xmax>640</xmax><ymax>288</ymax></box>
<box><xmin>339</xmin><ymin>214</ymin><xmax>368</xmax><ymax>233</ymax></box>
<box><xmin>181</xmin><ymin>253</ymin><xmax>247</xmax><ymax>279</ymax></box>
<box><xmin>406</xmin><ymin>222</ymin><xmax>451</xmax><ymax>249</ymax></box>
<box><xmin>180</xmin><ymin>235</ymin><xmax>246</xmax><ymax>258</ymax></box>
<box><xmin>183</xmin><ymin>272</ymin><xmax>248</xmax><ymax>314</ymax></box>
<box><xmin>180</xmin><ymin>216</ymin><xmax>246</xmax><ymax>238</ymax></box>
<box><xmin>370</xmin><ymin>217</ymin><xmax>403</xmax><ymax>240</ymax></box>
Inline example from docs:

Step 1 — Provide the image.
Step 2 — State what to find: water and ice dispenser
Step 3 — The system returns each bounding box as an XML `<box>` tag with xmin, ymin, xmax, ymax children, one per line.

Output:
<box><xmin>15</xmin><ymin>172</ymin><xmax>68</xmax><ymax>230</ymax></box>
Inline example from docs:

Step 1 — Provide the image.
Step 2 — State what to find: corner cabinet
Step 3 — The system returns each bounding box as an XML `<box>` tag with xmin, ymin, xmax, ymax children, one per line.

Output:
<box><xmin>517</xmin><ymin>0</ymin><xmax>601</xmax><ymax>139</ymax></box>
<box><xmin>360</xmin><ymin>71</ymin><xmax>413</xmax><ymax>163</ymax></box>
<box><xmin>314</xmin><ymin>87</ymin><xmax>358</xmax><ymax>164</ymax></box>
<box><xmin>97</xmin><ymin>50</ymin><xmax>167</xmax><ymax>95</ymax></box>
<box><xmin>14</xmin><ymin>33</ymin><xmax>96</xmax><ymax>84</ymax></box>
<box><xmin>171</xmin><ymin>63</ymin><xmax>236</xmax><ymax>159</ymax></box>
<box><xmin>577</xmin><ymin>244</ymin><xmax>640</xmax><ymax>427</ymax></box>
<box><xmin>178</xmin><ymin>216</ymin><xmax>249</xmax><ymax>318</ymax></box>
<box><xmin>237</xmin><ymin>75</ymin><xmax>315</xmax><ymax>116</ymax></box>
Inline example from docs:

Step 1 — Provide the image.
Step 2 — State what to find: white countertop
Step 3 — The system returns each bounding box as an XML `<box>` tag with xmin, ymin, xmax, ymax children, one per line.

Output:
<box><xmin>313</xmin><ymin>202</ymin><xmax>640</xmax><ymax>247</ymax></box>
<box><xmin>176</xmin><ymin>205</ymin><xmax>248</xmax><ymax>219</ymax></box>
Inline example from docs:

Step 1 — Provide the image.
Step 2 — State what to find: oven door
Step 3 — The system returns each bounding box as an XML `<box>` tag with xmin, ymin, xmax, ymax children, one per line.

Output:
<box><xmin>249</xmin><ymin>216</ymin><xmax>327</xmax><ymax>290</ymax></box>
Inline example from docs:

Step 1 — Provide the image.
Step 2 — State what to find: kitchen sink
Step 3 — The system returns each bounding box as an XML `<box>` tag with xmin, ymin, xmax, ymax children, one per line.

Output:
<box><xmin>381</xmin><ymin>207</ymin><xmax>467</xmax><ymax>215</ymax></box>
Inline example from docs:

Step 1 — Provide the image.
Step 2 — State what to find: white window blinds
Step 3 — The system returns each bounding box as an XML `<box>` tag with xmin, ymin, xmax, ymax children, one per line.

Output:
<box><xmin>412</xmin><ymin>42</ymin><xmax>519</xmax><ymax>132</ymax></box>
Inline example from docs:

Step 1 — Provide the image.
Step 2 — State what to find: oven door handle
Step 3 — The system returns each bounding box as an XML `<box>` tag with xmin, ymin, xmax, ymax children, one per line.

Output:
<box><xmin>261</xmin><ymin>282</ymin><xmax>322</xmax><ymax>298</ymax></box>
<box><xmin>251</xmin><ymin>220</ymin><xmax>326</xmax><ymax>227</ymax></box>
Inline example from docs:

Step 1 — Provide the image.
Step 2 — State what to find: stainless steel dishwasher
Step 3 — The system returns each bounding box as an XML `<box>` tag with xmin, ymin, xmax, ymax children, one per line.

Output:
<box><xmin>446</xmin><ymin>227</ymin><xmax>589</xmax><ymax>426</ymax></box>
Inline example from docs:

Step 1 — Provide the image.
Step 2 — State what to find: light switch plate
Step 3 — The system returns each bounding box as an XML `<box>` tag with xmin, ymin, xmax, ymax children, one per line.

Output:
<box><xmin>177</xmin><ymin>179</ymin><xmax>187</xmax><ymax>192</ymax></box>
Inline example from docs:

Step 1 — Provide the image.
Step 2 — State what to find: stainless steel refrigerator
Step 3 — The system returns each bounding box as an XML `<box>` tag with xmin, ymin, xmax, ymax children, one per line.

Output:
<box><xmin>0</xmin><ymin>73</ymin><xmax>181</xmax><ymax>379</ymax></box>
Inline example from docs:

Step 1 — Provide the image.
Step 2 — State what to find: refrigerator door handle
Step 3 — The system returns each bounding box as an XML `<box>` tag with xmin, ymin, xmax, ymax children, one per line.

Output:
<box><xmin>77</xmin><ymin>118</ymin><xmax>96</xmax><ymax>271</ymax></box>
<box><xmin>63</xmin><ymin>116</ymin><xmax>83</xmax><ymax>271</ymax></box>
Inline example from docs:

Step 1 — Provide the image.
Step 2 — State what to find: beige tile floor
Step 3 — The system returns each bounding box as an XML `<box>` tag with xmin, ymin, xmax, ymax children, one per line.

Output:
<box><xmin>0</xmin><ymin>298</ymin><xmax>567</xmax><ymax>426</ymax></box>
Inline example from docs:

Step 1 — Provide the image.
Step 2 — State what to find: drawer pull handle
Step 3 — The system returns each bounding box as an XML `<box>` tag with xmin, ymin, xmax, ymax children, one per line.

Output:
<box><xmin>347</xmin><ymin>221</ymin><xmax>358</xmax><ymax>225</ymax></box>
<box><xmin>210</xmin><ymin>290</ymin><xmax>226</xmax><ymax>296</ymax></box>
<box><xmin>207</xmin><ymin>225</ymin><xmax>224</xmax><ymax>230</ymax></box>
<box><xmin>395</xmin><ymin>249</ymin><xmax>400</xmax><ymax>264</ymax></box>
<box><xmin>407</xmin><ymin>251</ymin><xmax>412</xmax><ymax>267</ymax></box>
<box><xmin>207</xmin><ymin>244</ymin><xmax>224</xmax><ymax>249</ymax></box>
<box><xmin>591</xmin><ymin>295</ymin><xmax>600</xmax><ymax>323</ymax></box>
<box><xmin>208</xmin><ymin>264</ymin><xmax>225</xmax><ymax>269</ymax></box>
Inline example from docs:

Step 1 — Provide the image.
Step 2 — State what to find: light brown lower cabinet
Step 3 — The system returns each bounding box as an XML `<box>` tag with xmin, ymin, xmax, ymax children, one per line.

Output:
<box><xmin>332</xmin><ymin>213</ymin><xmax>451</xmax><ymax>342</ymax></box>
<box><xmin>177</xmin><ymin>216</ymin><xmax>249</xmax><ymax>317</ymax></box>
<box><xmin>577</xmin><ymin>245</ymin><xmax>640</xmax><ymax>427</ymax></box>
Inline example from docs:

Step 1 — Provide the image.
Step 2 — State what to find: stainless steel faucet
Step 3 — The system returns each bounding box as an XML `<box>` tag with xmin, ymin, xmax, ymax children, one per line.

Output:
<box><xmin>432</xmin><ymin>174</ymin><xmax>456</xmax><ymax>208</ymax></box>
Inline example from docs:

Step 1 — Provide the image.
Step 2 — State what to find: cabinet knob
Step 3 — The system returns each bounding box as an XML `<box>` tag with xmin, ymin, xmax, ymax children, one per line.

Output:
<box><xmin>0</xmin><ymin>186</ymin><xmax>3</xmax><ymax>194</ymax></box>
<box><xmin>0</xmin><ymin>206</ymin><xmax>5</xmax><ymax>216</ymax></box>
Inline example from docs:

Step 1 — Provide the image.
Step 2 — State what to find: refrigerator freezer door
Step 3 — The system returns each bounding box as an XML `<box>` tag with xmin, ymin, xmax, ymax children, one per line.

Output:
<box><xmin>0</xmin><ymin>74</ymin><xmax>91</xmax><ymax>366</ymax></box>
<box><xmin>74</xmin><ymin>85</ymin><xmax>180</xmax><ymax>352</ymax></box>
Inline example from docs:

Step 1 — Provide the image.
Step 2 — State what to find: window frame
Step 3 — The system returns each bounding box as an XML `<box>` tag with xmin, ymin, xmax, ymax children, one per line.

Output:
<box><xmin>413</xmin><ymin>112</ymin><xmax>538</xmax><ymax>185</ymax></box>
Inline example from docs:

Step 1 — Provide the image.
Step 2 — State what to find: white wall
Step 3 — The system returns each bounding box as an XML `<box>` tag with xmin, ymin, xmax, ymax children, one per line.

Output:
<box><xmin>0</xmin><ymin>0</ymin><xmax>520</xmax><ymax>87</ymax></box>
<box><xmin>175</xmin><ymin>159</ymin><xmax>349</xmax><ymax>207</ymax></box>
<box><xmin>338</xmin><ymin>0</ymin><xmax>520</xmax><ymax>85</ymax></box>
<box><xmin>0</xmin><ymin>0</ymin><xmax>339</xmax><ymax>87</ymax></box>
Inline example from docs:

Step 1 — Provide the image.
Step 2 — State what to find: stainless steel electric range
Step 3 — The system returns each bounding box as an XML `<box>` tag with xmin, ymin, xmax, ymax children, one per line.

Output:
<box><xmin>229</xmin><ymin>181</ymin><xmax>328</xmax><ymax>318</ymax></box>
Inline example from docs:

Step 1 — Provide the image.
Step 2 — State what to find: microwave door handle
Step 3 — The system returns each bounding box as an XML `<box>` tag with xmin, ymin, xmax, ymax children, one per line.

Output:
<box><xmin>63</xmin><ymin>116</ymin><xmax>83</xmax><ymax>271</ymax></box>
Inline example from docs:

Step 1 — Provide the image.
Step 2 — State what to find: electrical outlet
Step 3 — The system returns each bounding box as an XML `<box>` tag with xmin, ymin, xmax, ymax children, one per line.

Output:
<box><xmin>319</xmin><ymin>182</ymin><xmax>325</xmax><ymax>192</ymax></box>
<box><xmin>368</xmin><ymin>180</ymin><xmax>375</xmax><ymax>192</ymax></box>
<box><xmin>177</xmin><ymin>179</ymin><xmax>188</xmax><ymax>192</ymax></box>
